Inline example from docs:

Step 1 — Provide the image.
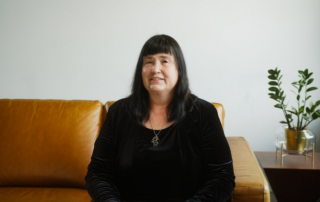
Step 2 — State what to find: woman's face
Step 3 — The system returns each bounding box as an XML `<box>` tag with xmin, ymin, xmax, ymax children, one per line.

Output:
<box><xmin>142</xmin><ymin>53</ymin><xmax>179</xmax><ymax>96</ymax></box>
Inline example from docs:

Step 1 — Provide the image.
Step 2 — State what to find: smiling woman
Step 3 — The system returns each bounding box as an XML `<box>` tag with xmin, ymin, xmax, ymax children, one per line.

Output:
<box><xmin>85</xmin><ymin>35</ymin><xmax>235</xmax><ymax>202</ymax></box>
<box><xmin>142</xmin><ymin>53</ymin><xmax>179</xmax><ymax>105</ymax></box>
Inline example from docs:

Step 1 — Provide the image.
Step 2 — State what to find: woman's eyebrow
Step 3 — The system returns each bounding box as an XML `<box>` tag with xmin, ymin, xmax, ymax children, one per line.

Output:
<box><xmin>143</xmin><ymin>55</ymin><xmax>173</xmax><ymax>60</ymax></box>
<box><xmin>159</xmin><ymin>55</ymin><xmax>173</xmax><ymax>60</ymax></box>
<box><xmin>143</xmin><ymin>56</ymin><xmax>153</xmax><ymax>60</ymax></box>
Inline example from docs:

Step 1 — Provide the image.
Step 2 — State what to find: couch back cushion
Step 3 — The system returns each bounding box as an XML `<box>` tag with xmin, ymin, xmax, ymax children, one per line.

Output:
<box><xmin>0</xmin><ymin>99</ymin><xmax>104</xmax><ymax>188</ymax></box>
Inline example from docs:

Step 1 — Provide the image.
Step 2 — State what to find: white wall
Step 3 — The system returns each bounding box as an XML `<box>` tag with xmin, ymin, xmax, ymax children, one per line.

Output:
<box><xmin>1</xmin><ymin>0</ymin><xmax>320</xmax><ymax>152</ymax></box>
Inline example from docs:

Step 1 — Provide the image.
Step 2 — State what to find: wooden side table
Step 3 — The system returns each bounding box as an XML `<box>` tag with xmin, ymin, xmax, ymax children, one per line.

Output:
<box><xmin>254</xmin><ymin>152</ymin><xmax>320</xmax><ymax>202</ymax></box>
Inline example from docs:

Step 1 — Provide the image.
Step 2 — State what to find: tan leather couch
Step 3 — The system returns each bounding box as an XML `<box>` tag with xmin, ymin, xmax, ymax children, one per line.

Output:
<box><xmin>0</xmin><ymin>99</ymin><xmax>270</xmax><ymax>202</ymax></box>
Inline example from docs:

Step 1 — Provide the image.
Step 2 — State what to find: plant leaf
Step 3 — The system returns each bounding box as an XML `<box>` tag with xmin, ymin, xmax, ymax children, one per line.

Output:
<box><xmin>304</xmin><ymin>69</ymin><xmax>309</xmax><ymax>76</ymax></box>
<box><xmin>268</xmin><ymin>81</ymin><xmax>278</xmax><ymax>86</ymax></box>
<box><xmin>274</xmin><ymin>104</ymin><xmax>282</xmax><ymax>109</ymax></box>
<box><xmin>312</xmin><ymin>112</ymin><xmax>319</xmax><ymax>120</ymax></box>
<box><xmin>279</xmin><ymin>75</ymin><xmax>283</xmax><ymax>80</ymax></box>
<box><xmin>306</xmin><ymin>87</ymin><xmax>318</xmax><ymax>92</ymax></box>
<box><xmin>299</xmin><ymin>106</ymin><xmax>304</xmax><ymax>114</ymax></box>
<box><xmin>297</xmin><ymin>95</ymin><xmax>300</xmax><ymax>101</ymax></box>
<box><xmin>270</xmin><ymin>97</ymin><xmax>278</xmax><ymax>101</ymax></box>
<box><xmin>298</xmin><ymin>70</ymin><xmax>304</xmax><ymax>75</ymax></box>
<box><xmin>269</xmin><ymin>87</ymin><xmax>279</xmax><ymax>92</ymax></box>
<box><xmin>268</xmin><ymin>75</ymin><xmax>277</xmax><ymax>80</ymax></box>
<box><xmin>307</xmin><ymin>78</ymin><xmax>314</xmax><ymax>85</ymax></box>
<box><xmin>298</xmin><ymin>85</ymin><xmax>303</xmax><ymax>93</ymax></box>
<box><xmin>280</xmin><ymin>121</ymin><xmax>287</xmax><ymax>124</ymax></box>
<box><xmin>268</xmin><ymin>69</ymin><xmax>276</xmax><ymax>75</ymax></box>
<box><xmin>292</xmin><ymin>106</ymin><xmax>298</xmax><ymax>113</ymax></box>
<box><xmin>307</xmin><ymin>72</ymin><xmax>313</xmax><ymax>79</ymax></box>
<box><xmin>306</xmin><ymin>107</ymin><xmax>311</xmax><ymax>113</ymax></box>
<box><xmin>311</xmin><ymin>109</ymin><xmax>320</xmax><ymax>119</ymax></box>
<box><xmin>311</xmin><ymin>100</ymin><xmax>320</xmax><ymax>112</ymax></box>
<box><xmin>302</xmin><ymin>113</ymin><xmax>312</xmax><ymax>121</ymax></box>
<box><xmin>270</xmin><ymin>94</ymin><xmax>280</xmax><ymax>100</ymax></box>
<box><xmin>287</xmin><ymin>110</ymin><xmax>297</xmax><ymax>115</ymax></box>
<box><xmin>306</xmin><ymin>95</ymin><xmax>311</xmax><ymax>100</ymax></box>
<box><xmin>280</xmin><ymin>91</ymin><xmax>284</xmax><ymax>98</ymax></box>
<box><xmin>299</xmin><ymin>81</ymin><xmax>306</xmax><ymax>86</ymax></box>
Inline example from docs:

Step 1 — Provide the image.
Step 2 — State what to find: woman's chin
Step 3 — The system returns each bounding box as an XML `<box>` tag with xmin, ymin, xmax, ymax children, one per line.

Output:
<box><xmin>149</xmin><ymin>87</ymin><xmax>165</xmax><ymax>94</ymax></box>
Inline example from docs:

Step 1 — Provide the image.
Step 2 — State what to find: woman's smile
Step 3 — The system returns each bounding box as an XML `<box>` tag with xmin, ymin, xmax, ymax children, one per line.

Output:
<box><xmin>150</xmin><ymin>77</ymin><xmax>164</xmax><ymax>82</ymax></box>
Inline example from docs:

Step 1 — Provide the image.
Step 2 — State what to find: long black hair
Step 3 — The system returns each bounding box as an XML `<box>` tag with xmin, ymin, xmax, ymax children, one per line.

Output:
<box><xmin>126</xmin><ymin>34</ymin><xmax>197</xmax><ymax>125</ymax></box>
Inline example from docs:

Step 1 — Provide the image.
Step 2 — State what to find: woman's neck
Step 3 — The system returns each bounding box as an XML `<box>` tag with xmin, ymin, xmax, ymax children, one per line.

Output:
<box><xmin>148</xmin><ymin>92</ymin><xmax>172</xmax><ymax>114</ymax></box>
<box><xmin>142</xmin><ymin>93</ymin><xmax>175</xmax><ymax>129</ymax></box>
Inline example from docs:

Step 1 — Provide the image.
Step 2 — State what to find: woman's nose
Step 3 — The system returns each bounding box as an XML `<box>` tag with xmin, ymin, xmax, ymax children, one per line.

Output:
<box><xmin>151</xmin><ymin>61</ymin><xmax>161</xmax><ymax>73</ymax></box>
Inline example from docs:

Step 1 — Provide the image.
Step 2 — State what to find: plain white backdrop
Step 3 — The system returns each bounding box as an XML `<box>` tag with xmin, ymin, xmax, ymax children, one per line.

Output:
<box><xmin>1</xmin><ymin>0</ymin><xmax>320</xmax><ymax>152</ymax></box>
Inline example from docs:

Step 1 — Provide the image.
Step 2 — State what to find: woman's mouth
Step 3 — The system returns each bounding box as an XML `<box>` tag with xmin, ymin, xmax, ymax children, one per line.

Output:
<box><xmin>151</xmin><ymin>78</ymin><xmax>164</xmax><ymax>81</ymax></box>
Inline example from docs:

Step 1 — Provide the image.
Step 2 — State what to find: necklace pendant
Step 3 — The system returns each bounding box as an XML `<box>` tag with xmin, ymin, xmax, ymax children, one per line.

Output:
<box><xmin>151</xmin><ymin>135</ymin><xmax>159</xmax><ymax>147</ymax></box>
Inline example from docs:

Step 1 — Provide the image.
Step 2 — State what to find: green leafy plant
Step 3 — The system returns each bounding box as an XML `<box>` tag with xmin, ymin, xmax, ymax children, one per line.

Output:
<box><xmin>268</xmin><ymin>67</ymin><xmax>320</xmax><ymax>130</ymax></box>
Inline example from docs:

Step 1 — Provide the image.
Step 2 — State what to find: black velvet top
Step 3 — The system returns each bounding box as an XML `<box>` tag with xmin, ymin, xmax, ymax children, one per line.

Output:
<box><xmin>85</xmin><ymin>98</ymin><xmax>235</xmax><ymax>202</ymax></box>
<box><xmin>130</xmin><ymin>124</ymin><xmax>184</xmax><ymax>201</ymax></box>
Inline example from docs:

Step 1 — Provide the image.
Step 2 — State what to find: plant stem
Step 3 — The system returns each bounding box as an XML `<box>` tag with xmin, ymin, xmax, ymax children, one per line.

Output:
<box><xmin>302</xmin><ymin>120</ymin><xmax>312</xmax><ymax>130</ymax></box>
<box><xmin>300</xmin><ymin>85</ymin><xmax>307</xmax><ymax>130</ymax></box>
<box><xmin>278</xmin><ymin>76</ymin><xmax>291</xmax><ymax>128</ymax></box>
<box><xmin>282</xmin><ymin>106</ymin><xmax>291</xmax><ymax>128</ymax></box>
<box><xmin>297</xmin><ymin>94</ymin><xmax>300</xmax><ymax>130</ymax></box>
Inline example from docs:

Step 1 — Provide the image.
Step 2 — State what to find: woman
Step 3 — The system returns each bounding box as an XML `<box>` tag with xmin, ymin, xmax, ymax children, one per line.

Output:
<box><xmin>85</xmin><ymin>35</ymin><xmax>235</xmax><ymax>202</ymax></box>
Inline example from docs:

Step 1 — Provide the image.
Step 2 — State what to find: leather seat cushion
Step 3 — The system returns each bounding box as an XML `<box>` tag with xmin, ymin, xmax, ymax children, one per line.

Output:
<box><xmin>0</xmin><ymin>187</ymin><xmax>91</xmax><ymax>202</ymax></box>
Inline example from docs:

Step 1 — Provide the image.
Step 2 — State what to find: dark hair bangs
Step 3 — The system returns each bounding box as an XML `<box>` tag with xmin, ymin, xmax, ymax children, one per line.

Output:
<box><xmin>141</xmin><ymin>36</ymin><xmax>174</xmax><ymax>57</ymax></box>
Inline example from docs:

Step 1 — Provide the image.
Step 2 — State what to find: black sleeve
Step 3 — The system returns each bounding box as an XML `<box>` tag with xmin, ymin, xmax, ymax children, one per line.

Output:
<box><xmin>85</xmin><ymin>104</ymin><xmax>121</xmax><ymax>202</ymax></box>
<box><xmin>186</xmin><ymin>104</ymin><xmax>235</xmax><ymax>202</ymax></box>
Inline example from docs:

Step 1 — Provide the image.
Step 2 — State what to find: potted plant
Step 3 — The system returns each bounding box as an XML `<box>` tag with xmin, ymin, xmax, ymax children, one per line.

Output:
<box><xmin>268</xmin><ymin>67</ymin><xmax>320</xmax><ymax>153</ymax></box>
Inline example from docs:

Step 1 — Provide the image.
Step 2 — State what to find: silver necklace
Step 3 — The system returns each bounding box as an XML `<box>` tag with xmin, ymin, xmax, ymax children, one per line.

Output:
<box><xmin>149</xmin><ymin>118</ymin><xmax>167</xmax><ymax>147</ymax></box>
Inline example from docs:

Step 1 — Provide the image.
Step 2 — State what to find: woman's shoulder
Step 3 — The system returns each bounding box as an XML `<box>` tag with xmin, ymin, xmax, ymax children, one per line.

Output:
<box><xmin>107</xmin><ymin>98</ymin><xmax>129</xmax><ymax>115</ymax></box>
<box><xmin>192</xmin><ymin>97</ymin><xmax>216</xmax><ymax>112</ymax></box>
<box><xmin>105</xmin><ymin>98</ymin><xmax>133</xmax><ymax>126</ymax></box>
<box><xmin>189</xmin><ymin>98</ymin><xmax>222</xmax><ymax>131</ymax></box>
<box><xmin>188</xmin><ymin>97</ymin><xmax>220</xmax><ymax>121</ymax></box>
<box><xmin>108</xmin><ymin>98</ymin><xmax>125</xmax><ymax>108</ymax></box>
